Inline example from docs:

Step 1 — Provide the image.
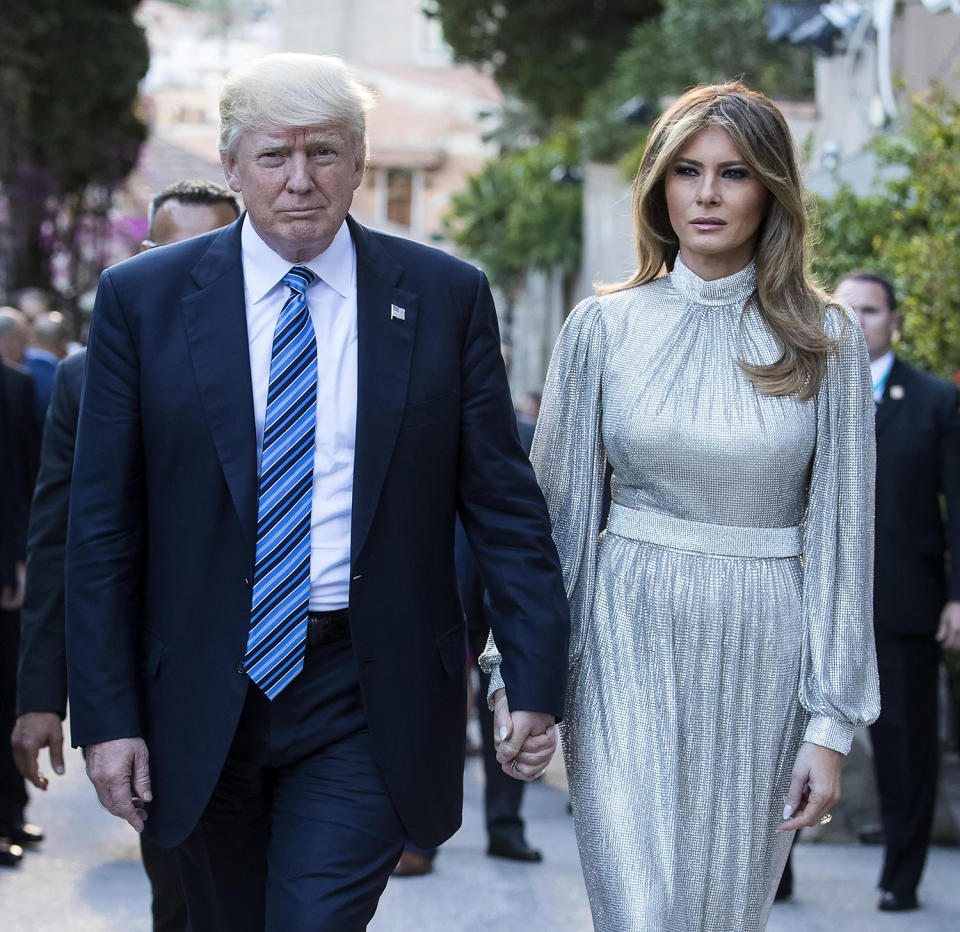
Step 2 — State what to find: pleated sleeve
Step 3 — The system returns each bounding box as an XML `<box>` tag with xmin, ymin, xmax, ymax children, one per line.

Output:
<box><xmin>481</xmin><ymin>297</ymin><xmax>607</xmax><ymax>696</ymax></box>
<box><xmin>799</xmin><ymin>304</ymin><xmax>881</xmax><ymax>754</ymax></box>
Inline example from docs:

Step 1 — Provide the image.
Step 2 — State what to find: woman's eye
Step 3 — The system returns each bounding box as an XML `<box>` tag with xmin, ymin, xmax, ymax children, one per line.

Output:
<box><xmin>724</xmin><ymin>168</ymin><xmax>748</xmax><ymax>179</ymax></box>
<box><xmin>674</xmin><ymin>165</ymin><xmax>697</xmax><ymax>176</ymax></box>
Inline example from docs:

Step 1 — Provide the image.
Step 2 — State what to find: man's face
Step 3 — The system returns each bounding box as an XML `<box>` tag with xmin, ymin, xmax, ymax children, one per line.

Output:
<box><xmin>148</xmin><ymin>200</ymin><xmax>238</xmax><ymax>248</ymax></box>
<box><xmin>835</xmin><ymin>278</ymin><xmax>899</xmax><ymax>361</ymax></box>
<box><xmin>221</xmin><ymin>124</ymin><xmax>364</xmax><ymax>263</ymax></box>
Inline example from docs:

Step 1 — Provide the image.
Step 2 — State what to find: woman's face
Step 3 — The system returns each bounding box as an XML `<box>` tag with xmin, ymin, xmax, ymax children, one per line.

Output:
<box><xmin>664</xmin><ymin>124</ymin><xmax>769</xmax><ymax>280</ymax></box>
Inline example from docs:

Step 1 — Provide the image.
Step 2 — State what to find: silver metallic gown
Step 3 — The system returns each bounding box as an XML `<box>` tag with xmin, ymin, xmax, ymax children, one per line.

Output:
<box><xmin>482</xmin><ymin>256</ymin><xmax>881</xmax><ymax>931</ymax></box>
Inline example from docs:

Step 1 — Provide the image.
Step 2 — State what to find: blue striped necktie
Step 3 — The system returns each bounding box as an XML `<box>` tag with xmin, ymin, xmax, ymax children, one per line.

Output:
<box><xmin>244</xmin><ymin>265</ymin><xmax>318</xmax><ymax>698</ymax></box>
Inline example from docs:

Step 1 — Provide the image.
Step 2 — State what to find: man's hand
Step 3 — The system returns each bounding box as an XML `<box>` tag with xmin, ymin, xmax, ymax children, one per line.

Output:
<box><xmin>84</xmin><ymin>737</ymin><xmax>152</xmax><ymax>832</ymax></box>
<box><xmin>491</xmin><ymin>687</ymin><xmax>557</xmax><ymax>782</ymax></box>
<box><xmin>936</xmin><ymin>601</ymin><xmax>960</xmax><ymax>651</ymax></box>
<box><xmin>779</xmin><ymin>741</ymin><xmax>843</xmax><ymax>832</ymax></box>
<box><xmin>0</xmin><ymin>560</ymin><xmax>26</xmax><ymax>610</ymax></box>
<box><xmin>11</xmin><ymin>712</ymin><xmax>65</xmax><ymax>790</ymax></box>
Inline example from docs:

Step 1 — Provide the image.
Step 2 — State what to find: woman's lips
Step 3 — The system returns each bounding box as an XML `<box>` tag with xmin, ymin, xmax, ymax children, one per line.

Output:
<box><xmin>690</xmin><ymin>217</ymin><xmax>727</xmax><ymax>231</ymax></box>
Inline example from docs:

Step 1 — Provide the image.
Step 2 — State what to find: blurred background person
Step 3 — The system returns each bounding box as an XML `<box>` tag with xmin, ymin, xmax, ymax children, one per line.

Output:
<box><xmin>23</xmin><ymin>312</ymin><xmax>70</xmax><ymax>426</ymax></box>
<box><xmin>11</xmin><ymin>289</ymin><xmax>53</xmax><ymax>327</ymax></box>
<box><xmin>835</xmin><ymin>270</ymin><xmax>960</xmax><ymax>913</ymax></box>
<box><xmin>0</xmin><ymin>351</ymin><xmax>40</xmax><ymax>868</ymax></box>
<box><xmin>0</xmin><ymin>309</ymin><xmax>31</xmax><ymax>370</ymax></box>
<box><xmin>143</xmin><ymin>179</ymin><xmax>243</xmax><ymax>251</ymax></box>
<box><xmin>10</xmin><ymin>179</ymin><xmax>238</xmax><ymax>925</ymax></box>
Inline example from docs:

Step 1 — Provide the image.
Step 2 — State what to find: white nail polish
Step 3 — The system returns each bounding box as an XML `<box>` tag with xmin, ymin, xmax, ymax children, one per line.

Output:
<box><xmin>499</xmin><ymin>726</ymin><xmax>508</xmax><ymax>741</ymax></box>
<box><xmin>783</xmin><ymin>804</ymin><xmax>793</xmax><ymax>820</ymax></box>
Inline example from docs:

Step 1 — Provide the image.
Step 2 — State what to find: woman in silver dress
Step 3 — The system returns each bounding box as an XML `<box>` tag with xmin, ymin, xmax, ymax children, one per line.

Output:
<box><xmin>482</xmin><ymin>83</ymin><xmax>880</xmax><ymax>930</ymax></box>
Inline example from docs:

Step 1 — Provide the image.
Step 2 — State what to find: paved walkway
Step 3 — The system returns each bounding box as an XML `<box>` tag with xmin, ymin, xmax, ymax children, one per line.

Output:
<box><xmin>1</xmin><ymin>746</ymin><xmax>958</xmax><ymax>929</ymax></box>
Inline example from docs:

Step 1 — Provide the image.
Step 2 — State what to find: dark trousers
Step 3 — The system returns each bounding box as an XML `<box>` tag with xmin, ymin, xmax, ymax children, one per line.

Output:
<box><xmin>870</xmin><ymin>631</ymin><xmax>940</xmax><ymax>897</ymax></box>
<box><xmin>0</xmin><ymin>608</ymin><xmax>28</xmax><ymax>832</ymax></box>
<box><xmin>141</xmin><ymin>834</ymin><xmax>188</xmax><ymax>932</ymax></box>
<box><xmin>174</xmin><ymin>640</ymin><xmax>405</xmax><ymax>931</ymax></box>
<box><xmin>477</xmin><ymin>667</ymin><xmax>526</xmax><ymax>842</ymax></box>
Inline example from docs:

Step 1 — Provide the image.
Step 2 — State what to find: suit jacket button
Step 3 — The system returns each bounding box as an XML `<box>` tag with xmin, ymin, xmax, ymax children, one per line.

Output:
<box><xmin>236</xmin><ymin>662</ymin><xmax>245</xmax><ymax>675</ymax></box>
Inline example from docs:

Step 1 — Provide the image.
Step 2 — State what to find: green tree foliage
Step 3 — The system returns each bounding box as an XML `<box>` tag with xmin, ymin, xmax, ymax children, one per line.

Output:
<box><xmin>0</xmin><ymin>0</ymin><xmax>149</xmax><ymax>293</ymax></box>
<box><xmin>580</xmin><ymin>0</ymin><xmax>814</xmax><ymax>162</ymax></box>
<box><xmin>815</xmin><ymin>84</ymin><xmax>960</xmax><ymax>380</ymax></box>
<box><xmin>444</xmin><ymin>133</ymin><xmax>582</xmax><ymax>303</ymax></box>
<box><xmin>428</xmin><ymin>0</ymin><xmax>662</xmax><ymax>121</ymax></box>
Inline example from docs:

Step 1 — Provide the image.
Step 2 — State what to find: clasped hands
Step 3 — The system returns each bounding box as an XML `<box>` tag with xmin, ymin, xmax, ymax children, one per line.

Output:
<box><xmin>491</xmin><ymin>687</ymin><xmax>557</xmax><ymax>782</ymax></box>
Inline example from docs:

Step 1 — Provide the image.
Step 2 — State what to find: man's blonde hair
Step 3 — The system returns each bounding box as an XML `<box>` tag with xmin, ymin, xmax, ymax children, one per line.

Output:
<box><xmin>219</xmin><ymin>53</ymin><xmax>375</xmax><ymax>161</ymax></box>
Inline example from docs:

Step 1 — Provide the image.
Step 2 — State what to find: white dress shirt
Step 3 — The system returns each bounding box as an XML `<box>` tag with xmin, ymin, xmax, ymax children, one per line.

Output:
<box><xmin>241</xmin><ymin>216</ymin><xmax>357</xmax><ymax>610</ymax></box>
<box><xmin>870</xmin><ymin>350</ymin><xmax>895</xmax><ymax>403</ymax></box>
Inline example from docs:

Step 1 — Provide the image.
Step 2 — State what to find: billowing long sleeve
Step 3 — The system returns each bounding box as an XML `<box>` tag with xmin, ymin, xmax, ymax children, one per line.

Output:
<box><xmin>799</xmin><ymin>305</ymin><xmax>881</xmax><ymax>754</ymax></box>
<box><xmin>481</xmin><ymin>297</ymin><xmax>607</xmax><ymax>694</ymax></box>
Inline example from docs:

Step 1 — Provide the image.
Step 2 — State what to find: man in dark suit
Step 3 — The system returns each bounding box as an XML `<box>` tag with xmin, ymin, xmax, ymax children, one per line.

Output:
<box><xmin>835</xmin><ymin>271</ymin><xmax>960</xmax><ymax>913</ymax></box>
<box><xmin>66</xmin><ymin>53</ymin><xmax>568</xmax><ymax>930</ymax></box>
<box><xmin>11</xmin><ymin>179</ymin><xmax>239</xmax><ymax>928</ymax></box>
<box><xmin>0</xmin><ymin>361</ymin><xmax>40</xmax><ymax>866</ymax></box>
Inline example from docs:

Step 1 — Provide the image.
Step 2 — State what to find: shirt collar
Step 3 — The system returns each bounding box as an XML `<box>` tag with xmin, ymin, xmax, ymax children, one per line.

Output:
<box><xmin>240</xmin><ymin>215</ymin><xmax>356</xmax><ymax>304</ymax></box>
<box><xmin>870</xmin><ymin>350</ymin><xmax>895</xmax><ymax>388</ymax></box>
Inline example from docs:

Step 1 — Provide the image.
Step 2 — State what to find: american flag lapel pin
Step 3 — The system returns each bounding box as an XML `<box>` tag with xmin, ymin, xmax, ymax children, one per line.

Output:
<box><xmin>390</xmin><ymin>304</ymin><xmax>406</xmax><ymax>321</ymax></box>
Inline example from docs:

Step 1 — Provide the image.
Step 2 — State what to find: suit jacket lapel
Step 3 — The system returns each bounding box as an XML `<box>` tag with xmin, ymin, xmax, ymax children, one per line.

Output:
<box><xmin>348</xmin><ymin>216</ymin><xmax>419</xmax><ymax>565</ymax></box>
<box><xmin>181</xmin><ymin>217</ymin><xmax>258</xmax><ymax>550</ymax></box>
<box><xmin>876</xmin><ymin>357</ymin><xmax>909</xmax><ymax>437</ymax></box>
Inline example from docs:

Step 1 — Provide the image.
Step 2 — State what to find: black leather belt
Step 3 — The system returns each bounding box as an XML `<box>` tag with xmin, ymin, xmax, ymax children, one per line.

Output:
<box><xmin>306</xmin><ymin>608</ymin><xmax>350</xmax><ymax>650</ymax></box>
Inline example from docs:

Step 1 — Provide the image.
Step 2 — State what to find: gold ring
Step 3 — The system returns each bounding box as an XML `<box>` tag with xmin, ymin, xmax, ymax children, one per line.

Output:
<box><xmin>819</xmin><ymin>813</ymin><xmax>832</xmax><ymax>826</ymax></box>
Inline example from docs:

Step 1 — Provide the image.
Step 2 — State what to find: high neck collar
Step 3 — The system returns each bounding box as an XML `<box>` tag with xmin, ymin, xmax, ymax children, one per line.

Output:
<box><xmin>670</xmin><ymin>253</ymin><xmax>757</xmax><ymax>307</ymax></box>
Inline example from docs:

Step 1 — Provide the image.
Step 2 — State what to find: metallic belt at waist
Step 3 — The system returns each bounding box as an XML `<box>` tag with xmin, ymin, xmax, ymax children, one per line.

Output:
<box><xmin>606</xmin><ymin>502</ymin><xmax>802</xmax><ymax>558</ymax></box>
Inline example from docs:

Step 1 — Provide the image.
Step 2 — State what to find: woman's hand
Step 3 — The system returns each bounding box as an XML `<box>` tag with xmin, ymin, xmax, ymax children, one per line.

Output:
<box><xmin>779</xmin><ymin>741</ymin><xmax>843</xmax><ymax>832</ymax></box>
<box><xmin>491</xmin><ymin>687</ymin><xmax>557</xmax><ymax>782</ymax></box>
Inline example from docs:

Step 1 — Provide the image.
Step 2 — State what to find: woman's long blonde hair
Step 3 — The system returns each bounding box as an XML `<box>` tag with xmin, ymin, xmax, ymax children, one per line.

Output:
<box><xmin>604</xmin><ymin>81</ymin><xmax>835</xmax><ymax>400</ymax></box>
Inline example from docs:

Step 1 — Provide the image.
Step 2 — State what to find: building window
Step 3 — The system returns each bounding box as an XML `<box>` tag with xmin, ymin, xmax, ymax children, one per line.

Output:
<box><xmin>386</xmin><ymin>169</ymin><xmax>414</xmax><ymax>228</ymax></box>
<box><xmin>415</xmin><ymin>1</ymin><xmax>450</xmax><ymax>65</ymax></box>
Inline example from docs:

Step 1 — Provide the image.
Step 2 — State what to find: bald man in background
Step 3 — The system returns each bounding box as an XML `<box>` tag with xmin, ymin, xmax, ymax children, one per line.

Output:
<box><xmin>10</xmin><ymin>180</ymin><xmax>239</xmax><ymax>928</ymax></box>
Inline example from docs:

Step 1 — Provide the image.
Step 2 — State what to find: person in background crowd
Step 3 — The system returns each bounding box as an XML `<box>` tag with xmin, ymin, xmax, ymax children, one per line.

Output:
<box><xmin>143</xmin><ymin>178</ymin><xmax>244</xmax><ymax>251</ymax></box>
<box><xmin>0</xmin><ymin>309</ymin><xmax>30</xmax><ymax>369</ymax></box>
<box><xmin>11</xmin><ymin>289</ymin><xmax>52</xmax><ymax>326</ymax></box>
<box><xmin>65</xmin><ymin>53</ymin><xmax>567</xmax><ymax>931</ymax></box>
<box><xmin>0</xmin><ymin>357</ymin><xmax>40</xmax><ymax>867</ymax></box>
<box><xmin>483</xmin><ymin>82</ymin><xmax>879</xmax><ymax>931</ymax></box>
<box><xmin>834</xmin><ymin>270</ymin><xmax>960</xmax><ymax>912</ymax></box>
<box><xmin>10</xmin><ymin>178</ymin><xmax>239</xmax><ymax>928</ymax></box>
<box><xmin>24</xmin><ymin>312</ymin><xmax>70</xmax><ymax>425</ymax></box>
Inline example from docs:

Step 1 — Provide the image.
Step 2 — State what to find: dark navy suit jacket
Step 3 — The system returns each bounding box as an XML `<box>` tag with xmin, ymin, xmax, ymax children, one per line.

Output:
<box><xmin>65</xmin><ymin>215</ymin><xmax>569</xmax><ymax>848</ymax></box>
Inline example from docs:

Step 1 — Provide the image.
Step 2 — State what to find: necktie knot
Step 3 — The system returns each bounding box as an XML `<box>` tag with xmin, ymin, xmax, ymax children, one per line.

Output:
<box><xmin>283</xmin><ymin>265</ymin><xmax>316</xmax><ymax>295</ymax></box>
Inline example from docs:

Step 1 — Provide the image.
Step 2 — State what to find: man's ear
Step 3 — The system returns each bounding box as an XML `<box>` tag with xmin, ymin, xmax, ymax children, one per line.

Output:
<box><xmin>221</xmin><ymin>152</ymin><xmax>243</xmax><ymax>194</ymax></box>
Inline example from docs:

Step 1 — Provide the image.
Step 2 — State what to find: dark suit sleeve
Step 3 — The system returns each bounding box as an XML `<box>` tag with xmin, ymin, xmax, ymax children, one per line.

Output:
<box><xmin>941</xmin><ymin>385</ymin><xmax>960</xmax><ymax>602</ymax></box>
<box><xmin>66</xmin><ymin>271</ymin><xmax>145</xmax><ymax>746</ymax></box>
<box><xmin>455</xmin><ymin>272</ymin><xmax>569</xmax><ymax>717</ymax></box>
<box><xmin>17</xmin><ymin>355</ymin><xmax>83</xmax><ymax>717</ymax></box>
